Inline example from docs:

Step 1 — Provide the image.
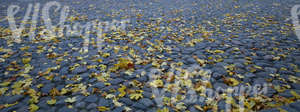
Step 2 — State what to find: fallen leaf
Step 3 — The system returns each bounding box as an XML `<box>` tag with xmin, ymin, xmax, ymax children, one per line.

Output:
<box><xmin>150</xmin><ymin>79</ymin><xmax>164</xmax><ymax>88</ymax></box>
<box><xmin>97</xmin><ymin>106</ymin><xmax>110</xmax><ymax>111</ymax></box>
<box><xmin>290</xmin><ymin>90</ymin><xmax>300</xmax><ymax>99</ymax></box>
<box><xmin>22</xmin><ymin>57</ymin><xmax>31</xmax><ymax>64</ymax></box>
<box><xmin>157</xmin><ymin>107</ymin><xmax>169</xmax><ymax>112</ymax></box>
<box><xmin>130</xmin><ymin>93</ymin><xmax>143</xmax><ymax>100</ymax></box>
<box><xmin>29</xmin><ymin>104</ymin><xmax>39</xmax><ymax>112</ymax></box>
<box><xmin>47</xmin><ymin>99</ymin><xmax>56</xmax><ymax>105</ymax></box>
<box><xmin>224</xmin><ymin>78</ymin><xmax>240</xmax><ymax>86</ymax></box>
<box><xmin>214</xmin><ymin>50</ymin><xmax>224</xmax><ymax>54</ymax></box>
<box><xmin>65</xmin><ymin>97</ymin><xmax>76</xmax><ymax>103</ymax></box>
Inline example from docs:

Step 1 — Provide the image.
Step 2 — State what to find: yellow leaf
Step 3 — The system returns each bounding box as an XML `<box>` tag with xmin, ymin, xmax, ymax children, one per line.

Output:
<box><xmin>97</xmin><ymin>106</ymin><xmax>110</xmax><ymax>111</ymax></box>
<box><xmin>152</xmin><ymin>61</ymin><xmax>160</xmax><ymax>68</ymax></box>
<box><xmin>22</xmin><ymin>57</ymin><xmax>31</xmax><ymax>64</ymax></box>
<box><xmin>105</xmin><ymin>94</ymin><xmax>115</xmax><ymax>99</ymax></box>
<box><xmin>118</xmin><ymin>85</ymin><xmax>126</xmax><ymax>97</ymax></box>
<box><xmin>29</xmin><ymin>95</ymin><xmax>39</xmax><ymax>104</ymax></box>
<box><xmin>214</xmin><ymin>50</ymin><xmax>224</xmax><ymax>54</ymax></box>
<box><xmin>4</xmin><ymin>102</ymin><xmax>18</xmax><ymax>108</ymax></box>
<box><xmin>253</xmin><ymin>65</ymin><xmax>262</xmax><ymax>69</ymax></box>
<box><xmin>0</xmin><ymin>58</ymin><xmax>5</xmax><ymax>63</ymax></box>
<box><xmin>47</xmin><ymin>53</ymin><xmax>57</xmax><ymax>58</ymax></box>
<box><xmin>45</xmin><ymin>75</ymin><xmax>54</xmax><ymax>80</ymax></box>
<box><xmin>102</xmin><ymin>53</ymin><xmax>110</xmax><ymax>58</ymax></box>
<box><xmin>175</xmin><ymin>102</ymin><xmax>187</xmax><ymax>110</ymax></box>
<box><xmin>47</xmin><ymin>99</ymin><xmax>56</xmax><ymax>105</ymax></box>
<box><xmin>50</xmin><ymin>88</ymin><xmax>60</xmax><ymax>96</ymax></box>
<box><xmin>114</xmin><ymin>58</ymin><xmax>134</xmax><ymax>70</ymax></box>
<box><xmin>290</xmin><ymin>90</ymin><xmax>300</xmax><ymax>99</ymax></box>
<box><xmin>150</xmin><ymin>79</ymin><xmax>164</xmax><ymax>88</ymax></box>
<box><xmin>20</xmin><ymin>46</ymin><xmax>30</xmax><ymax>51</ymax></box>
<box><xmin>194</xmin><ymin>105</ymin><xmax>204</xmax><ymax>111</ymax></box>
<box><xmin>224</xmin><ymin>78</ymin><xmax>240</xmax><ymax>86</ymax></box>
<box><xmin>273</xmin><ymin>56</ymin><xmax>280</xmax><ymax>61</ymax></box>
<box><xmin>249</xmin><ymin>67</ymin><xmax>256</xmax><ymax>73</ymax></box>
<box><xmin>24</xmin><ymin>64</ymin><xmax>33</xmax><ymax>73</ymax></box>
<box><xmin>274</xmin><ymin>85</ymin><xmax>285</xmax><ymax>93</ymax></box>
<box><xmin>244</xmin><ymin>100</ymin><xmax>256</xmax><ymax>109</ymax></box>
<box><xmin>29</xmin><ymin>104</ymin><xmax>39</xmax><ymax>112</ymax></box>
<box><xmin>97</xmin><ymin>59</ymin><xmax>103</xmax><ymax>63</ymax></box>
<box><xmin>113</xmin><ymin>98</ymin><xmax>123</xmax><ymax>107</ymax></box>
<box><xmin>277</xmin><ymin>108</ymin><xmax>288</xmax><ymax>112</ymax></box>
<box><xmin>0</xmin><ymin>81</ymin><xmax>11</xmax><ymax>86</ymax></box>
<box><xmin>36</xmin><ymin>84</ymin><xmax>43</xmax><ymax>88</ymax></box>
<box><xmin>60</xmin><ymin>88</ymin><xmax>68</xmax><ymax>95</ymax></box>
<box><xmin>65</xmin><ymin>97</ymin><xmax>76</xmax><ymax>103</ymax></box>
<box><xmin>157</xmin><ymin>107</ymin><xmax>169</xmax><ymax>112</ymax></box>
<box><xmin>130</xmin><ymin>93</ymin><xmax>143</xmax><ymax>100</ymax></box>
<box><xmin>225</xmin><ymin>96</ymin><xmax>236</xmax><ymax>105</ymax></box>
<box><xmin>0</xmin><ymin>87</ymin><xmax>8</xmax><ymax>95</ymax></box>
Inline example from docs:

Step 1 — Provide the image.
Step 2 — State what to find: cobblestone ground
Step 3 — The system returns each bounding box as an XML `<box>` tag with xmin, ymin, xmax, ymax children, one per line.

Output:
<box><xmin>0</xmin><ymin>0</ymin><xmax>300</xmax><ymax>112</ymax></box>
